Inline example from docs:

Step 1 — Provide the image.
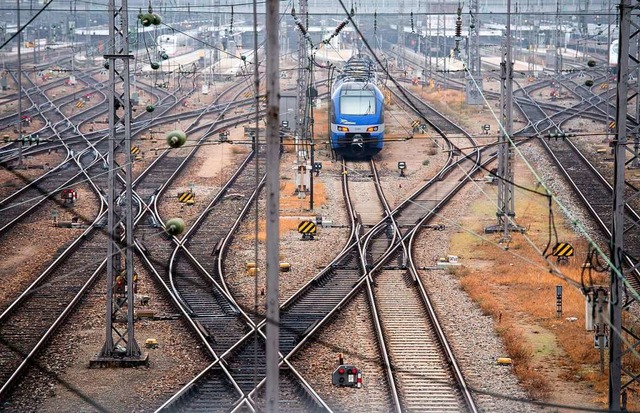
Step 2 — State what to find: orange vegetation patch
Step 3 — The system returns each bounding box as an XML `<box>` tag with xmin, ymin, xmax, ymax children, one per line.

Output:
<box><xmin>241</xmin><ymin>218</ymin><xmax>301</xmax><ymax>242</ymax></box>
<box><xmin>279</xmin><ymin>180</ymin><xmax>327</xmax><ymax>212</ymax></box>
<box><xmin>450</xmin><ymin>157</ymin><xmax>615</xmax><ymax>408</ymax></box>
<box><xmin>241</xmin><ymin>181</ymin><xmax>327</xmax><ymax>242</ymax></box>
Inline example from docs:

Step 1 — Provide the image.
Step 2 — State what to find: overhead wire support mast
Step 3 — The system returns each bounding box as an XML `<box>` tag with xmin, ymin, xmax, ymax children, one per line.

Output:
<box><xmin>265</xmin><ymin>0</ymin><xmax>281</xmax><ymax>409</ymax></box>
<box><xmin>293</xmin><ymin>0</ymin><xmax>309</xmax><ymax>164</ymax></box>
<box><xmin>484</xmin><ymin>0</ymin><xmax>524</xmax><ymax>242</ymax></box>
<box><xmin>91</xmin><ymin>0</ymin><xmax>147</xmax><ymax>367</ymax></box>
<box><xmin>610</xmin><ymin>0</ymin><xmax>640</xmax><ymax>409</ymax></box>
<box><xmin>466</xmin><ymin>0</ymin><xmax>483</xmax><ymax>105</ymax></box>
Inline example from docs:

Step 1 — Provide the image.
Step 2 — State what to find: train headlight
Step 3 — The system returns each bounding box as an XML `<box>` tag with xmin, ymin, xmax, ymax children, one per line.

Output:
<box><xmin>366</xmin><ymin>126</ymin><xmax>378</xmax><ymax>132</ymax></box>
<box><xmin>337</xmin><ymin>126</ymin><xmax>349</xmax><ymax>132</ymax></box>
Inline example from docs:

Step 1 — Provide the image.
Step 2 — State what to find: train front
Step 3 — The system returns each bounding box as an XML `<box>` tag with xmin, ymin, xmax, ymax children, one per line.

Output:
<box><xmin>330</xmin><ymin>82</ymin><xmax>384</xmax><ymax>158</ymax></box>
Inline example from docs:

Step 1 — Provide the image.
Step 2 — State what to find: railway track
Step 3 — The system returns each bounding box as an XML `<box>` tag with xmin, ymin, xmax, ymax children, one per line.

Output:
<box><xmin>359</xmin><ymin>158</ymin><xmax>470</xmax><ymax>412</ymax></box>
<box><xmin>157</xmin><ymin>76</ymin><xmax>486</xmax><ymax>411</ymax></box>
<box><xmin>0</xmin><ymin>65</ymin><xmax>259</xmax><ymax>400</ymax></box>
<box><xmin>3</xmin><ymin>39</ymin><xmax>606</xmax><ymax>411</ymax></box>
<box><xmin>512</xmin><ymin>80</ymin><xmax>640</xmax><ymax>292</ymax></box>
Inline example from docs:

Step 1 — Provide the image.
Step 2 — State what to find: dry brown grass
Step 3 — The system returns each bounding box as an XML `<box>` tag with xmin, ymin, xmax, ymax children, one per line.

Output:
<box><xmin>450</xmin><ymin>158</ymin><xmax>616</xmax><ymax>406</ymax></box>
<box><xmin>231</xmin><ymin>145</ymin><xmax>247</xmax><ymax>155</ymax></box>
<box><xmin>279</xmin><ymin>180</ymin><xmax>327</xmax><ymax>212</ymax></box>
<box><xmin>242</xmin><ymin>180</ymin><xmax>327</xmax><ymax>241</ymax></box>
<box><xmin>242</xmin><ymin>218</ymin><xmax>302</xmax><ymax>241</ymax></box>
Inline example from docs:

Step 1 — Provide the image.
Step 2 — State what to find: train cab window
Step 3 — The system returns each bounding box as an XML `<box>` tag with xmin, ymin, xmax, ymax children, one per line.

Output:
<box><xmin>340</xmin><ymin>87</ymin><xmax>376</xmax><ymax>116</ymax></box>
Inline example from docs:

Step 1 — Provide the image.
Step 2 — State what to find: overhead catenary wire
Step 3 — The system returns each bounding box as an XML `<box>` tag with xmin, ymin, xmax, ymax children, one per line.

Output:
<box><xmin>330</xmin><ymin>0</ymin><xmax>640</xmax><ymax>375</ymax></box>
<box><xmin>5</xmin><ymin>2</ymin><xmax>640</xmax><ymax>408</ymax></box>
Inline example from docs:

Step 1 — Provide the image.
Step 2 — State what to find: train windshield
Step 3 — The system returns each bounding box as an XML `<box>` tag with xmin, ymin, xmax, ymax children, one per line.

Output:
<box><xmin>340</xmin><ymin>86</ymin><xmax>377</xmax><ymax>116</ymax></box>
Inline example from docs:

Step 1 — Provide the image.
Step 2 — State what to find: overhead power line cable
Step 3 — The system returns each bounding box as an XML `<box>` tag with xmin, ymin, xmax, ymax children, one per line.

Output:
<box><xmin>0</xmin><ymin>0</ymin><xmax>55</xmax><ymax>51</ymax></box>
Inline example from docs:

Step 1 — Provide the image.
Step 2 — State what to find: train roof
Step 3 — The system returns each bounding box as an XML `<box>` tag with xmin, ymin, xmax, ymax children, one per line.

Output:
<box><xmin>335</xmin><ymin>54</ymin><xmax>377</xmax><ymax>84</ymax></box>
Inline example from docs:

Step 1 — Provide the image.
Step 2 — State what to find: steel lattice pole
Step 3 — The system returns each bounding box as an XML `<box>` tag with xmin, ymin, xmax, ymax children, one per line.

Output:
<box><xmin>495</xmin><ymin>0</ymin><xmax>516</xmax><ymax>243</ymax></box>
<box><xmin>97</xmin><ymin>0</ymin><xmax>142</xmax><ymax>363</ymax></box>
<box><xmin>610</xmin><ymin>0</ymin><xmax>632</xmax><ymax>409</ymax></box>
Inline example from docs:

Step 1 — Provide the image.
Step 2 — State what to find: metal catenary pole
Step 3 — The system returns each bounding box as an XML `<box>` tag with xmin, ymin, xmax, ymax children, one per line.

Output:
<box><xmin>265</xmin><ymin>0</ymin><xmax>281</xmax><ymax>409</ymax></box>
<box><xmin>295</xmin><ymin>0</ymin><xmax>308</xmax><ymax>161</ymax></box>
<box><xmin>499</xmin><ymin>0</ymin><xmax>515</xmax><ymax>242</ymax></box>
<box><xmin>93</xmin><ymin>0</ymin><xmax>145</xmax><ymax>366</ymax></box>
<box><xmin>17</xmin><ymin>0</ymin><xmax>23</xmax><ymax>168</ymax></box>
<box><xmin>610</xmin><ymin>1</ymin><xmax>640</xmax><ymax>409</ymax></box>
<box><xmin>466</xmin><ymin>0</ymin><xmax>482</xmax><ymax>105</ymax></box>
<box><xmin>484</xmin><ymin>0</ymin><xmax>520</xmax><ymax>241</ymax></box>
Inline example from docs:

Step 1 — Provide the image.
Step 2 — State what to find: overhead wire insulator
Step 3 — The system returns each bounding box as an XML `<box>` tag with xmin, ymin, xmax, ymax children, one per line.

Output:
<box><xmin>323</xmin><ymin>17</ymin><xmax>350</xmax><ymax>46</ymax></box>
<box><xmin>230</xmin><ymin>5</ymin><xmax>234</xmax><ymax>34</ymax></box>
<box><xmin>374</xmin><ymin>11</ymin><xmax>377</xmax><ymax>33</ymax></box>
<box><xmin>454</xmin><ymin>4</ymin><xmax>463</xmax><ymax>53</ymax></box>
<box><xmin>411</xmin><ymin>11</ymin><xmax>415</xmax><ymax>33</ymax></box>
<box><xmin>291</xmin><ymin>12</ymin><xmax>314</xmax><ymax>47</ymax></box>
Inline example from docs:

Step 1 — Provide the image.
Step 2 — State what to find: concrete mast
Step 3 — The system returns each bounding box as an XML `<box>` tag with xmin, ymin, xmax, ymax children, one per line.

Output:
<box><xmin>265</xmin><ymin>0</ymin><xmax>281</xmax><ymax>409</ymax></box>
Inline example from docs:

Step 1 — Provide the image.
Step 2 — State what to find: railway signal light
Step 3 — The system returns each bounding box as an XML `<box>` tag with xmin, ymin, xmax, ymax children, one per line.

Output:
<box><xmin>332</xmin><ymin>365</ymin><xmax>362</xmax><ymax>388</ymax></box>
<box><xmin>398</xmin><ymin>161</ymin><xmax>406</xmax><ymax>177</ymax></box>
<box><xmin>115</xmin><ymin>274</ymin><xmax>125</xmax><ymax>293</ymax></box>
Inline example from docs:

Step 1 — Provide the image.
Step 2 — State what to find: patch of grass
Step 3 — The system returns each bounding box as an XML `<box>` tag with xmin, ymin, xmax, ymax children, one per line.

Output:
<box><xmin>279</xmin><ymin>181</ymin><xmax>327</xmax><ymax>212</ymax></box>
<box><xmin>241</xmin><ymin>217</ymin><xmax>303</xmax><ymax>241</ymax></box>
<box><xmin>450</xmin><ymin>158</ymin><xmax>610</xmax><ymax>406</ymax></box>
<box><xmin>231</xmin><ymin>145</ymin><xmax>248</xmax><ymax>155</ymax></box>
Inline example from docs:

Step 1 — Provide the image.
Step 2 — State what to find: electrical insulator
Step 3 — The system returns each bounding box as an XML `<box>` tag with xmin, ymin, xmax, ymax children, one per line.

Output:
<box><xmin>411</xmin><ymin>11</ymin><xmax>415</xmax><ymax>33</ymax></box>
<box><xmin>374</xmin><ymin>11</ymin><xmax>377</xmax><ymax>33</ymax></box>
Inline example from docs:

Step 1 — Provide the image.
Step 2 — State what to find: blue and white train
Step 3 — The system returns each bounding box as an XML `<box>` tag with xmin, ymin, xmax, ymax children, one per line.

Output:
<box><xmin>330</xmin><ymin>54</ymin><xmax>385</xmax><ymax>158</ymax></box>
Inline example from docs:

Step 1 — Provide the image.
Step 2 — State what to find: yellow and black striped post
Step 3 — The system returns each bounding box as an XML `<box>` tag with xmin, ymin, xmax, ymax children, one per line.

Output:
<box><xmin>298</xmin><ymin>220</ymin><xmax>317</xmax><ymax>240</ymax></box>
<box><xmin>178</xmin><ymin>191</ymin><xmax>195</xmax><ymax>204</ymax></box>
<box><xmin>552</xmin><ymin>242</ymin><xmax>574</xmax><ymax>264</ymax></box>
